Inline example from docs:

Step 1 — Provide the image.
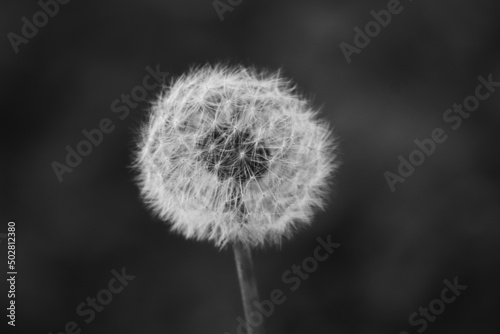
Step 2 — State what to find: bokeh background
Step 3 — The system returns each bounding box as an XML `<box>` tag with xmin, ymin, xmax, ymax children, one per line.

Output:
<box><xmin>2</xmin><ymin>0</ymin><xmax>500</xmax><ymax>333</ymax></box>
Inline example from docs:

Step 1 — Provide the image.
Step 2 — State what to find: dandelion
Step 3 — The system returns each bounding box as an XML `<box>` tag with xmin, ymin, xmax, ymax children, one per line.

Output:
<box><xmin>134</xmin><ymin>64</ymin><xmax>338</xmax><ymax>333</ymax></box>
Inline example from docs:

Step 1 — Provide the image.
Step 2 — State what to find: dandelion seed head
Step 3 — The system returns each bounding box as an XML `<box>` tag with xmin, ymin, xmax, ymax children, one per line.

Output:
<box><xmin>134</xmin><ymin>64</ymin><xmax>339</xmax><ymax>248</ymax></box>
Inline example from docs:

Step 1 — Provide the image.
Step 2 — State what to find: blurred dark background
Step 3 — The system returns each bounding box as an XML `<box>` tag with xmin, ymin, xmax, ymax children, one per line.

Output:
<box><xmin>1</xmin><ymin>0</ymin><xmax>500</xmax><ymax>333</ymax></box>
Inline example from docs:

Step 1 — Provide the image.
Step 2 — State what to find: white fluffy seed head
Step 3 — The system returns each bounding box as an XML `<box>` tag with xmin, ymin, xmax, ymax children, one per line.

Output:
<box><xmin>134</xmin><ymin>64</ymin><xmax>339</xmax><ymax>248</ymax></box>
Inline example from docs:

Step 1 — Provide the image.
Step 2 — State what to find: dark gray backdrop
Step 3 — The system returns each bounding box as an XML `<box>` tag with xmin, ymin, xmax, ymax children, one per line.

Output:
<box><xmin>2</xmin><ymin>0</ymin><xmax>500</xmax><ymax>333</ymax></box>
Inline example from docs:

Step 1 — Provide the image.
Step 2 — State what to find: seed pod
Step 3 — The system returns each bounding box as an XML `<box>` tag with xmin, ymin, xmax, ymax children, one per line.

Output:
<box><xmin>134</xmin><ymin>64</ymin><xmax>338</xmax><ymax>248</ymax></box>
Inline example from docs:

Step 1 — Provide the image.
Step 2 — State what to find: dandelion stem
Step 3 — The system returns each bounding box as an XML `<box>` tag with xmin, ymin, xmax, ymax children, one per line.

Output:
<box><xmin>233</xmin><ymin>242</ymin><xmax>265</xmax><ymax>334</ymax></box>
